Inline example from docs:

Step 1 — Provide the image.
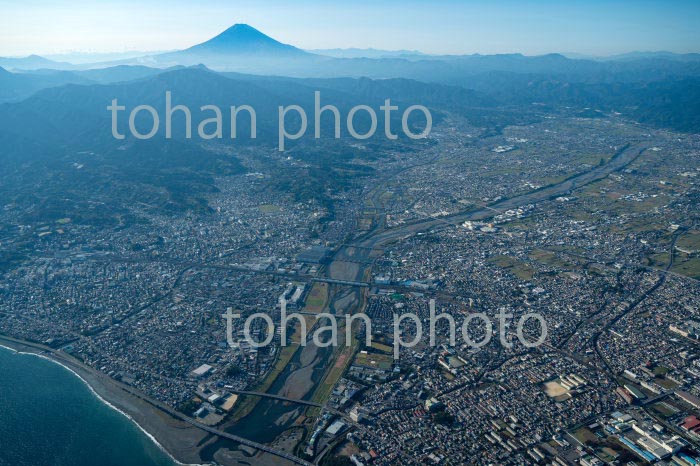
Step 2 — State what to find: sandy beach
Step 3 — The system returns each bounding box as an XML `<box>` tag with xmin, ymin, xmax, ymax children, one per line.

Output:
<box><xmin>0</xmin><ymin>335</ymin><xmax>210</xmax><ymax>466</ymax></box>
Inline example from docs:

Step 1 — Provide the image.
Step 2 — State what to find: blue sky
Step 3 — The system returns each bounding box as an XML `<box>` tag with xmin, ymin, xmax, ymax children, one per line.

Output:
<box><xmin>1</xmin><ymin>0</ymin><xmax>699</xmax><ymax>56</ymax></box>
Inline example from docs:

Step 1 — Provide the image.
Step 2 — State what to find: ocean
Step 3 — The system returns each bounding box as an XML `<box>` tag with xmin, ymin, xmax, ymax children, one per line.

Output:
<box><xmin>0</xmin><ymin>346</ymin><xmax>177</xmax><ymax>466</ymax></box>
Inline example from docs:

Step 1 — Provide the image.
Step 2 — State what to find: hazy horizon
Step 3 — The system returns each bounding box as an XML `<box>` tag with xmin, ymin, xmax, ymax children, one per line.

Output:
<box><xmin>1</xmin><ymin>0</ymin><xmax>699</xmax><ymax>57</ymax></box>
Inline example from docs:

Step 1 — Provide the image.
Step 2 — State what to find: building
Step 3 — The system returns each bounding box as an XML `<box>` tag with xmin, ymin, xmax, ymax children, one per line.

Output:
<box><xmin>623</xmin><ymin>384</ymin><xmax>646</xmax><ymax>400</ymax></box>
<box><xmin>326</xmin><ymin>420</ymin><xmax>346</xmax><ymax>436</ymax></box>
<box><xmin>616</xmin><ymin>387</ymin><xmax>633</xmax><ymax>404</ymax></box>
<box><xmin>191</xmin><ymin>364</ymin><xmax>213</xmax><ymax>378</ymax></box>
<box><xmin>677</xmin><ymin>390</ymin><xmax>700</xmax><ymax>410</ymax></box>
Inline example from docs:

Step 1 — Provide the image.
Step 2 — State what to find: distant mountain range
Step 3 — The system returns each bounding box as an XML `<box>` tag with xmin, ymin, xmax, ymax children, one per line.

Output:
<box><xmin>0</xmin><ymin>66</ymin><xmax>94</xmax><ymax>101</ymax></box>
<box><xmin>598</xmin><ymin>51</ymin><xmax>700</xmax><ymax>62</ymax></box>
<box><xmin>0</xmin><ymin>54</ymin><xmax>74</xmax><ymax>71</ymax></box>
<box><xmin>2</xmin><ymin>24</ymin><xmax>699</xmax><ymax>79</ymax></box>
<box><xmin>0</xmin><ymin>23</ymin><xmax>698</xmax><ymax>132</ymax></box>
<box><xmin>307</xmin><ymin>48</ymin><xmax>426</xmax><ymax>59</ymax></box>
<box><xmin>130</xmin><ymin>28</ymin><xmax>700</xmax><ymax>82</ymax></box>
<box><xmin>44</xmin><ymin>50</ymin><xmax>176</xmax><ymax>65</ymax></box>
<box><xmin>0</xmin><ymin>23</ymin><xmax>699</xmax><ymax>228</ymax></box>
<box><xmin>0</xmin><ymin>66</ymin><xmax>464</xmax><ymax>225</ymax></box>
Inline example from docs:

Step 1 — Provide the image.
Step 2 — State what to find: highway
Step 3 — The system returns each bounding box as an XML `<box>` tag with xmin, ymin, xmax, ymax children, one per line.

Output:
<box><xmin>0</xmin><ymin>335</ymin><xmax>314</xmax><ymax>466</ymax></box>
<box><xmin>117</xmin><ymin>386</ymin><xmax>316</xmax><ymax>466</ymax></box>
<box><xmin>0</xmin><ymin>143</ymin><xmax>647</xmax><ymax>466</ymax></box>
<box><xmin>325</xmin><ymin>143</ymin><xmax>647</xmax><ymax>407</ymax></box>
<box><xmin>226</xmin><ymin>389</ymin><xmax>343</xmax><ymax>416</ymax></box>
<box><xmin>312</xmin><ymin>277</ymin><xmax>369</xmax><ymax>287</ymax></box>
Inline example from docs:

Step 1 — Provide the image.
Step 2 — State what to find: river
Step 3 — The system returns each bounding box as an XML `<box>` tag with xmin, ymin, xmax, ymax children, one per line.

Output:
<box><xmin>0</xmin><ymin>346</ymin><xmax>176</xmax><ymax>466</ymax></box>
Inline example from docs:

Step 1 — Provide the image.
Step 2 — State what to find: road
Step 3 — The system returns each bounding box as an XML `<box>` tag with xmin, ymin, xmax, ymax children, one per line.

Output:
<box><xmin>316</xmin><ymin>143</ymin><xmax>647</xmax><ymax>419</ymax></box>
<box><xmin>0</xmin><ymin>335</ymin><xmax>314</xmax><ymax>466</ymax></box>
<box><xmin>354</xmin><ymin>143</ymin><xmax>642</xmax><ymax>252</ymax></box>
<box><xmin>2</xmin><ymin>143</ymin><xmax>647</xmax><ymax>466</ymax></box>
<box><xmin>226</xmin><ymin>389</ymin><xmax>343</xmax><ymax>416</ymax></box>
<box><xmin>118</xmin><ymin>386</ymin><xmax>316</xmax><ymax>466</ymax></box>
<box><xmin>592</xmin><ymin>228</ymin><xmax>683</xmax><ymax>384</ymax></box>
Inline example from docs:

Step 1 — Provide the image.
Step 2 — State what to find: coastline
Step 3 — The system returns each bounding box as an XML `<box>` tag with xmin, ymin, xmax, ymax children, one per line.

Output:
<box><xmin>0</xmin><ymin>335</ymin><xmax>211</xmax><ymax>466</ymax></box>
